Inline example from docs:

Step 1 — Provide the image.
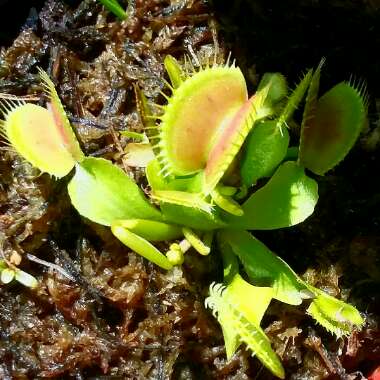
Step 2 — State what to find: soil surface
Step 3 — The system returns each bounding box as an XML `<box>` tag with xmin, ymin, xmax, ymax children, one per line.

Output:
<box><xmin>0</xmin><ymin>1</ymin><xmax>379</xmax><ymax>379</ymax></box>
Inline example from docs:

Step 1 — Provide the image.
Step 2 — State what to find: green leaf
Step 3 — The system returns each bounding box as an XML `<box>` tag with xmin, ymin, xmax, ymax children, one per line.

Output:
<box><xmin>227</xmin><ymin>275</ymin><xmax>274</xmax><ymax>330</ymax></box>
<box><xmin>275</xmin><ymin>68</ymin><xmax>313</xmax><ymax>130</ymax></box>
<box><xmin>307</xmin><ymin>286</ymin><xmax>364</xmax><ymax>337</ymax></box>
<box><xmin>221</xmin><ymin>230</ymin><xmax>305</xmax><ymax>305</ymax></box>
<box><xmin>112</xmin><ymin>219</ymin><xmax>182</xmax><ymax>241</ymax></box>
<box><xmin>161</xmin><ymin>202</ymin><xmax>225</xmax><ymax>231</ymax></box>
<box><xmin>220</xmin><ymin>321</ymin><xmax>241</xmax><ymax>362</ymax></box>
<box><xmin>1</xmin><ymin>268</ymin><xmax>15</xmax><ymax>284</ymax></box>
<box><xmin>98</xmin><ymin>0</ymin><xmax>127</xmax><ymax>20</ymax></box>
<box><xmin>111</xmin><ymin>224</ymin><xmax>173</xmax><ymax>270</ymax></box>
<box><xmin>147</xmin><ymin>161</ymin><xmax>225</xmax><ymax>229</ymax></box>
<box><xmin>182</xmin><ymin>227</ymin><xmax>211</xmax><ymax>255</ymax></box>
<box><xmin>120</xmin><ymin>130</ymin><xmax>146</xmax><ymax>140</ymax></box>
<box><xmin>14</xmin><ymin>269</ymin><xmax>38</xmax><ymax>288</ymax></box>
<box><xmin>221</xmin><ymin>230</ymin><xmax>363</xmax><ymax>337</ymax></box>
<box><xmin>146</xmin><ymin>159</ymin><xmax>202</xmax><ymax>193</ymax></box>
<box><xmin>124</xmin><ymin>142</ymin><xmax>155</xmax><ymax>167</ymax></box>
<box><xmin>284</xmin><ymin>146</ymin><xmax>299</xmax><ymax>161</ymax></box>
<box><xmin>211</xmin><ymin>187</ymin><xmax>244</xmax><ymax>216</ymax></box>
<box><xmin>0</xmin><ymin>260</ymin><xmax>7</xmax><ymax>271</ymax></box>
<box><xmin>146</xmin><ymin>159</ymin><xmax>223</xmax><ymax>229</ymax></box>
<box><xmin>219</xmin><ymin>237</ymin><xmax>272</xmax><ymax>324</ymax></box>
<box><xmin>240</xmin><ymin>120</ymin><xmax>290</xmax><ymax>187</ymax></box>
<box><xmin>223</xmin><ymin>230</ymin><xmax>363</xmax><ymax>337</ymax></box>
<box><xmin>257</xmin><ymin>72</ymin><xmax>288</xmax><ymax>107</ymax></box>
<box><xmin>227</xmin><ymin>161</ymin><xmax>318</xmax><ymax>230</ymax></box>
<box><xmin>218</xmin><ymin>237</ymin><xmax>241</xmax><ymax>359</ymax></box>
<box><xmin>164</xmin><ymin>55</ymin><xmax>184</xmax><ymax>89</ymax></box>
<box><xmin>218</xmin><ymin>236</ymin><xmax>240</xmax><ymax>284</ymax></box>
<box><xmin>205</xmin><ymin>278</ymin><xmax>284</xmax><ymax>378</ymax></box>
<box><xmin>152</xmin><ymin>190</ymin><xmax>213</xmax><ymax>214</ymax></box>
<box><xmin>133</xmin><ymin>85</ymin><xmax>159</xmax><ymax>156</ymax></box>
<box><xmin>299</xmin><ymin>81</ymin><xmax>367</xmax><ymax>175</ymax></box>
<box><xmin>68</xmin><ymin>157</ymin><xmax>162</xmax><ymax>226</ymax></box>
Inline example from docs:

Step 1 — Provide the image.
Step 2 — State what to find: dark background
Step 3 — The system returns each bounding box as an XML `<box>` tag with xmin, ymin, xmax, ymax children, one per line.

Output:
<box><xmin>212</xmin><ymin>0</ymin><xmax>380</xmax><ymax>98</ymax></box>
<box><xmin>0</xmin><ymin>0</ymin><xmax>45</xmax><ymax>46</ymax></box>
<box><xmin>2</xmin><ymin>0</ymin><xmax>380</xmax><ymax>99</ymax></box>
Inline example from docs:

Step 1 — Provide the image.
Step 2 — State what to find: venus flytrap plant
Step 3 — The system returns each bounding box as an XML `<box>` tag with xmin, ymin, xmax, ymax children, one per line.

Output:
<box><xmin>0</xmin><ymin>59</ymin><xmax>367</xmax><ymax>377</ymax></box>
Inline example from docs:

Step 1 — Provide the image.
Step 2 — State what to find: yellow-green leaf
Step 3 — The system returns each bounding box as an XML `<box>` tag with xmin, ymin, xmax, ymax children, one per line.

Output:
<box><xmin>68</xmin><ymin>157</ymin><xmax>162</xmax><ymax>226</ymax></box>
<box><xmin>1</xmin><ymin>103</ymin><xmax>76</xmax><ymax>177</ymax></box>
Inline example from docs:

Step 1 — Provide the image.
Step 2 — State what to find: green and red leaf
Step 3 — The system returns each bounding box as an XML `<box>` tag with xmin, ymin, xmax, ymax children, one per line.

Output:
<box><xmin>39</xmin><ymin>69</ymin><xmax>84</xmax><ymax>163</ymax></box>
<box><xmin>299</xmin><ymin>81</ymin><xmax>367</xmax><ymax>175</ymax></box>
<box><xmin>1</xmin><ymin>103</ymin><xmax>77</xmax><ymax>177</ymax></box>
<box><xmin>0</xmin><ymin>70</ymin><xmax>83</xmax><ymax>178</ymax></box>
<box><xmin>158</xmin><ymin>64</ymin><xmax>248</xmax><ymax>176</ymax></box>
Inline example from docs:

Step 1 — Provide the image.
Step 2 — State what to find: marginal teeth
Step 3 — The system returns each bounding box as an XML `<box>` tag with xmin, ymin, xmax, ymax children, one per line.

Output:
<box><xmin>144</xmin><ymin>126</ymin><xmax>159</xmax><ymax>130</ymax></box>
<box><xmin>0</xmin><ymin>98</ymin><xmax>24</xmax><ymax>114</ymax></box>
<box><xmin>162</xmin><ymin>79</ymin><xmax>174</xmax><ymax>92</ymax></box>
<box><xmin>225</xmin><ymin>52</ymin><xmax>232</xmax><ymax>67</ymax></box>
<box><xmin>145</xmin><ymin>115</ymin><xmax>163</xmax><ymax>120</ymax></box>
<box><xmin>159</xmin><ymin>91</ymin><xmax>170</xmax><ymax>101</ymax></box>
<box><xmin>153</xmin><ymin>103</ymin><xmax>165</xmax><ymax>109</ymax></box>
<box><xmin>147</xmin><ymin>134</ymin><xmax>161</xmax><ymax>140</ymax></box>
<box><xmin>158</xmin><ymin>164</ymin><xmax>172</xmax><ymax>178</ymax></box>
